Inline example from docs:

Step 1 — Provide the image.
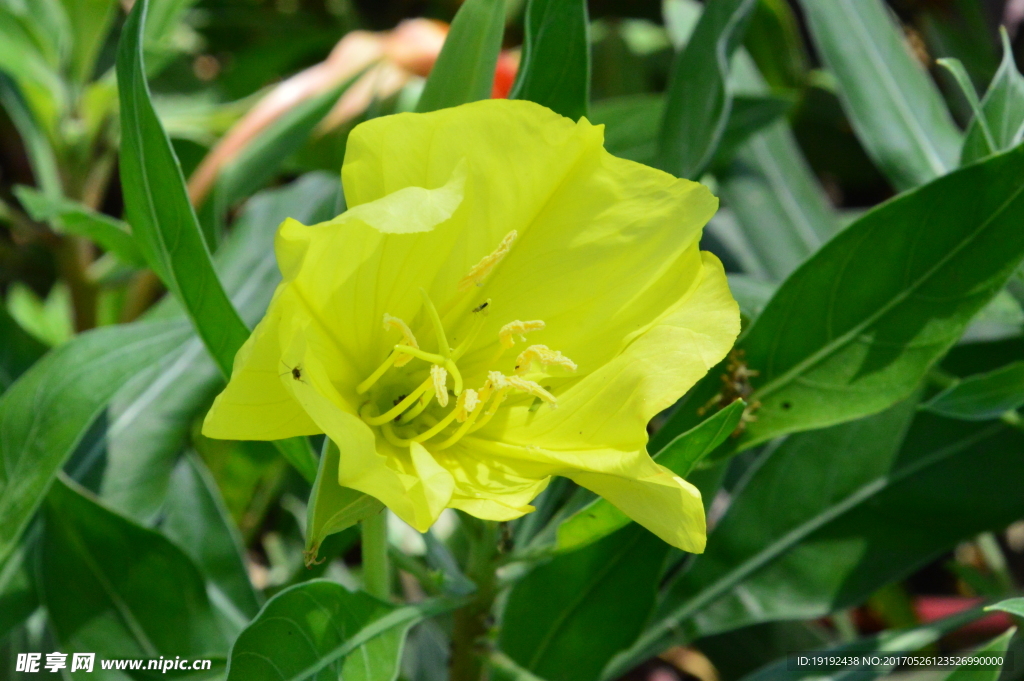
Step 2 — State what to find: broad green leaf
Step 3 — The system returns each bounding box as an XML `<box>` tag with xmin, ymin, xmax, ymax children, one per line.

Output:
<box><xmin>117</xmin><ymin>0</ymin><xmax>319</xmax><ymax>482</ymax></box>
<box><xmin>988</xmin><ymin>598</ymin><xmax>1024</xmax><ymax>618</ymax></box>
<box><xmin>611</xmin><ymin>406</ymin><xmax>1024</xmax><ymax>673</ymax></box>
<box><xmin>734</xmin><ymin>605</ymin><xmax>992</xmax><ymax>681</ymax></box>
<box><xmin>797</xmin><ymin>0</ymin><xmax>961</xmax><ymax>191</ymax></box>
<box><xmin>0</xmin><ymin>546</ymin><xmax>37</xmax><ymax>642</ymax></box>
<box><xmin>510</xmin><ymin>0</ymin><xmax>589</xmax><ymax>121</ymax></box>
<box><xmin>923</xmin><ymin>361</ymin><xmax>1024</xmax><ymax>421</ymax></box>
<box><xmin>741</xmin><ymin>0</ymin><xmax>807</xmax><ymax>90</ymax></box>
<box><xmin>735</xmin><ymin>143</ymin><xmax>1024</xmax><ymax>449</ymax></box>
<box><xmin>656</xmin><ymin>0</ymin><xmax>758</xmax><ymax>179</ymax></box>
<box><xmin>162</xmin><ymin>453</ymin><xmax>262</xmax><ymax>625</ymax></box>
<box><xmin>101</xmin><ymin>173</ymin><xmax>339</xmax><ymax>520</ymax></box>
<box><xmin>944</xmin><ymin>628</ymin><xmax>1016</xmax><ymax>681</ymax></box>
<box><xmin>696</xmin><ymin>621</ymin><xmax>830</xmax><ymax>681</ymax></box>
<box><xmin>59</xmin><ymin>0</ymin><xmax>117</xmax><ymax>83</ymax></box>
<box><xmin>501</xmin><ymin>525</ymin><xmax>668</xmax><ymax>681</ymax></box>
<box><xmin>0</xmin><ymin>320</ymin><xmax>190</xmax><ymax>568</ymax></box>
<box><xmin>305</xmin><ymin>439</ymin><xmax>384</xmax><ymax>565</ymax></box>
<box><xmin>961</xmin><ymin>29</ymin><xmax>1024</xmax><ymax>166</ymax></box>
<box><xmin>116</xmin><ymin>0</ymin><xmax>249</xmax><ymax>375</ymax></box>
<box><xmin>226</xmin><ymin>581</ymin><xmax>462</xmax><ymax>681</ymax></box>
<box><xmin>726</xmin><ymin>273</ymin><xmax>775</xmax><ymax>319</ymax></box>
<box><xmin>41</xmin><ymin>477</ymin><xmax>228</xmax><ymax>660</ymax></box>
<box><xmin>13</xmin><ymin>185</ymin><xmax>146</xmax><ymax>266</ymax></box>
<box><xmin>0</xmin><ymin>306</ymin><xmax>47</xmax><ymax>394</ymax></box>
<box><xmin>416</xmin><ymin>0</ymin><xmax>505</xmax><ymax>113</ymax></box>
<box><xmin>715</xmin><ymin>53</ymin><xmax>838</xmax><ymax>282</ymax></box>
<box><xmin>213</xmin><ymin>75</ymin><xmax>362</xmax><ymax>209</ymax></box>
<box><xmin>555</xmin><ymin>400</ymin><xmax>744</xmax><ymax>552</ymax></box>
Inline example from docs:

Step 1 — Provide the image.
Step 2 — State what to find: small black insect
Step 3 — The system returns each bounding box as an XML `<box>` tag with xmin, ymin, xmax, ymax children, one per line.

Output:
<box><xmin>472</xmin><ymin>301</ymin><xmax>490</xmax><ymax>313</ymax></box>
<box><xmin>280</xmin><ymin>361</ymin><xmax>304</xmax><ymax>382</ymax></box>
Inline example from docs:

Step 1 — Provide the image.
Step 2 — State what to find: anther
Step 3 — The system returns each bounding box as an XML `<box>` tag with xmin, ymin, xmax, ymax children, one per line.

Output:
<box><xmin>454</xmin><ymin>389</ymin><xmax>479</xmax><ymax>422</ymax></box>
<box><xmin>506</xmin><ymin>375</ymin><xmax>558</xmax><ymax>407</ymax></box>
<box><xmin>383</xmin><ymin>314</ymin><xmax>418</xmax><ymax>367</ymax></box>
<box><xmin>514</xmin><ymin>345</ymin><xmax>577</xmax><ymax>377</ymax></box>
<box><xmin>499</xmin><ymin>320</ymin><xmax>545</xmax><ymax>349</ymax></box>
<box><xmin>458</xmin><ymin>231</ymin><xmax>517</xmax><ymax>292</ymax></box>
<box><xmin>431</xmin><ymin>365</ymin><xmax>449</xmax><ymax>407</ymax></box>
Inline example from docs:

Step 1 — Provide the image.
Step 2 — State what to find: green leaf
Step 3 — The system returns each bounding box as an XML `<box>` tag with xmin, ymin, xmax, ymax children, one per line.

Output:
<box><xmin>612</xmin><ymin>405</ymin><xmax>1024</xmax><ymax>673</ymax></box>
<box><xmin>961</xmin><ymin>29</ymin><xmax>1024</xmax><ymax>166</ymax></box>
<box><xmin>944</xmin><ymin>627</ymin><xmax>1016</xmax><ymax>681</ymax></box>
<box><xmin>162</xmin><ymin>453</ymin><xmax>262</xmax><ymax>625</ymax></box>
<box><xmin>656</xmin><ymin>0</ymin><xmax>759</xmax><ymax>179</ymax></box>
<box><xmin>923</xmin><ymin>361</ymin><xmax>1024</xmax><ymax>421</ymax></box>
<box><xmin>501</xmin><ymin>525</ymin><xmax>669</xmax><ymax>681</ymax></box>
<box><xmin>305</xmin><ymin>438</ymin><xmax>384</xmax><ymax>564</ymax></box>
<box><xmin>0</xmin><ymin>546</ymin><xmax>37</xmax><ymax>643</ymax></box>
<box><xmin>735</xmin><ymin>142</ymin><xmax>1024</xmax><ymax>450</ymax></box>
<box><xmin>100</xmin><ymin>173</ymin><xmax>339</xmax><ymax>520</ymax></box>
<box><xmin>41</xmin><ymin>477</ymin><xmax>228</xmax><ymax>660</ymax></box>
<box><xmin>796</xmin><ymin>0</ymin><xmax>961</xmax><ymax>191</ymax></box>
<box><xmin>0</xmin><ymin>74</ymin><xmax>61</xmax><ymax>198</ymax></box>
<box><xmin>0</xmin><ymin>320</ymin><xmax>190</xmax><ymax>568</ymax></box>
<box><xmin>741</xmin><ymin>0</ymin><xmax>808</xmax><ymax>90</ymax></box>
<box><xmin>226</xmin><ymin>581</ymin><xmax>461</xmax><ymax>681</ymax></box>
<box><xmin>116</xmin><ymin>0</ymin><xmax>249</xmax><ymax>377</ymax></box>
<box><xmin>13</xmin><ymin>185</ymin><xmax>146</xmax><ymax>267</ymax></box>
<box><xmin>988</xmin><ymin>598</ymin><xmax>1024</xmax><ymax>618</ymax></box>
<box><xmin>734</xmin><ymin>605</ymin><xmax>992</xmax><ymax>681</ymax></box>
<box><xmin>59</xmin><ymin>0</ymin><xmax>117</xmax><ymax>83</ymax></box>
<box><xmin>416</xmin><ymin>0</ymin><xmax>505</xmax><ymax>113</ymax></box>
<box><xmin>0</xmin><ymin>306</ymin><xmax>47</xmax><ymax>394</ymax></box>
<box><xmin>510</xmin><ymin>0</ymin><xmax>589</xmax><ymax>121</ymax></box>
<box><xmin>555</xmin><ymin>401</ymin><xmax>744</xmax><ymax>552</ymax></box>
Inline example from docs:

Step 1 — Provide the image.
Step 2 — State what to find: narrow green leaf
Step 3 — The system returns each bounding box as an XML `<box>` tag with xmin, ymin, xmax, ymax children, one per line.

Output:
<box><xmin>116</xmin><ymin>0</ymin><xmax>249</xmax><ymax>377</ymax></box>
<box><xmin>735</xmin><ymin>143</ymin><xmax>1024</xmax><ymax>449</ymax></box>
<box><xmin>41</xmin><ymin>477</ymin><xmax>228</xmax><ymax>660</ymax></box>
<box><xmin>555</xmin><ymin>401</ymin><xmax>744</xmax><ymax>552</ymax></box>
<box><xmin>163</xmin><ymin>453</ymin><xmax>263</xmax><ymax>623</ymax></box>
<box><xmin>501</xmin><ymin>525</ymin><xmax>668</xmax><ymax>681</ymax></box>
<box><xmin>797</xmin><ymin>0</ymin><xmax>961</xmax><ymax>190</ymax></box>
<box><xmin>961</xmin><ymin>28</ymin><xmax>1024</xmax><ymax>166</ymax></box>
<box><xmin>937</xmin><ymin>57</ymin><xmax>995</xmax><ymax>155</ymax></box>
<box><xmin>613</xmin><ymin>406</ymin><xmax>1024</xmax><ymax>673</ymax></box>
<box><xmin>0</xmin><ymin>306</ymin><xmax>47</xmax><ymax>394</ymax></box>
<box><xmin>0</xmin><ymin>546</ymin><xmax>37</xmax><ymax>643</ymax></box>
<box><xmin>510</xmin><ymin>0</ymin><xmax>589</xmax><ymax>121</ymax></box>
<box><xmin>305</xmin><ymin>439</ymin><xmax>384</xmax><ymax>564</ymax></box>
<box><xmin>0</xmin><ymin>320</ymin><xmax>190</xmax><ymax>568</ymax></box>
<box><xmin>101</xmin><ymin>173</ymin><xmax>339</xmax><ymax>520</ymax></box>
<box><xmin>988</xmin><ymin>598</ymin><xmax>1024</xmax><ymax>618</ymax></box>
<box><xmin>923</xmin><ymin>361</ymin><xmax>1024</xmax><ymax>421</ymax></box>
<box><xmin>944</xmin><ymin>628</ymin><xmax>1016</xmax><ymax>681</ymax></box>
<box><xmin>59</xmin><ymin>0</ymin><xmax>117</xmax><ymax>83</ymax></box>
<box><xmin>0</xmin><ymin>74</ymin><xmax>61</xmax><ymax>198</ymax></box>
<box><xmin>657</xmin><ymin>0</ymin><xmax>759</xmax><ymax>179</ymax></box>
<box><xmin>13</xmin><ymin>185</ymin><xmax>146</xmax><ymax>266</ymax></box>
<box><xmin>226</xmin><ymin>581</ymin><xmax>462</xmax><ymax>681</ymax></box>
<box><xmin>416</xmin><ymin>0</ymin><xmax>505</xmax><ymax>113</ymax></box>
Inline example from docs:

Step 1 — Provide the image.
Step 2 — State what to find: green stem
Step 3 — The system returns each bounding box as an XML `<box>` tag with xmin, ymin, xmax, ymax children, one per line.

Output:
<box><xmin>361</xmin><ymin>510</ymin><xmax>390</xmax><ymax>600</ymax></box>
<box><xmin>451</xmin><ymin>518</ymin><xmax>499</xmax><ymax>681</ymax></box>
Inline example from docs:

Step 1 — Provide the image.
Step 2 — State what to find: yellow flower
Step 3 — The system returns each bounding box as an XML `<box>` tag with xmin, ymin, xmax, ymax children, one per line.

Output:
<box><xmin>202</xmin><ymin>99</ymin><xmax>739</xmax><ymax>553</ymax></box>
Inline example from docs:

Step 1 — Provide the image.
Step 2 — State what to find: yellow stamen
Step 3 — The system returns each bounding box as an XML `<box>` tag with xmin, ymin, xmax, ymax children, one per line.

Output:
<box><xmin>420</xmin><ymin>288</ymin><xmax>451</xmax><ymax>358</ymax></box>
<box><xmin>381</xmin><ymin>421</ymin><xmax>414</xmax><ymax>447</ymax></box>
<box><xmin>431</xmin><ymin>364</ymin><xmax>449</xmax><ymax>407</ymax></box>
<box><xmin>398</xmin><ymin>391</ymin><xmax>433</xmax><ymax>423</ymax></box>
<box><xmin>412</xmin><ymin>389</ymin><xmax>479</xmax><ymax>442</ymax></box>
<box><xmin>468</xmin><ymin>386</ymin><xmax>509</xmax><ymax>433</ymax></box>
<box><xmin>514</xmin><ymin>344</ymin><xmax>577</xmax><ymax>376</ymax></box>
<box><xmin>458</xmin><ymin>230</ymin><xmax>517</xmax><ymax>293</ymax></box>
<box><xmin>383</xmin><ymin>313</ymin><xmax>418</xmax><ymax>367</ymax></box>
<box><xmin>506</xmin><ymin>375</ymin><xmax>558</xmax><ymax>406</ymax></box>
<box><xmin>360</xmin><ymin>379</ymin><xmax>432</xmax><ymax>425</ymax></box>
<box><xmin>356</xmin><ymin>351</ymin><xmax>399</xmax><ymax>394</ymax></box>
<box><xmin>499</xmin><ymin>320</ymin><xmax>545</xmax><ymax>349</ymax></box>
<box><xmin>394</xmin><ymin>344</ymin><xmax>463</xmax><ymax>394</ymax></box>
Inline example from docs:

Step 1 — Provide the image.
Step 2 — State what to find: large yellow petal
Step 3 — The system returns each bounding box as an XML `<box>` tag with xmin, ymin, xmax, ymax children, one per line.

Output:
<box><xmin>488</xmin><ymin>252</ymin><xmax>740</xmax><ymax>452</ymax></box>
<box><xmin>280</xmin><ymin>317</ymin><xmax>454</xmax><ymax>532</ymax></box>
<box><xmin>201</xmin><ymin>287</ymin><xmax>320</xmax><ymax>441</ymax></box>
<box><xmin>456</xmin><ymin>437</ymin><xmax>705</xmax><ymax>551</ymax></box>
<box><xmin>433</xmin><ymin>444</ymin><xmax>551</xmax><ymax>521</ymax></box>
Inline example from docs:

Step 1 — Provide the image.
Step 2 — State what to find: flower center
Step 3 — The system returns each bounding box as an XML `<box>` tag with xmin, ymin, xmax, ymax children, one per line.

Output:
<box><xmin>354</xmin><ymin>231</ymin><xmax>576</xmax><ymax>450</ymax></box>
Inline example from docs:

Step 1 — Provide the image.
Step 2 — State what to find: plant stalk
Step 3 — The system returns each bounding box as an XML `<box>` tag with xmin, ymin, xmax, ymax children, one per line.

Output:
<box><xmin>361</xmin><ymin>509</ymin><xmax>390</xmax><ymax>601</ymax></box>
<box><xmin>451</xmin><ymin>518</ymin><xmax>499</xmax><ymax>681</ymax></box>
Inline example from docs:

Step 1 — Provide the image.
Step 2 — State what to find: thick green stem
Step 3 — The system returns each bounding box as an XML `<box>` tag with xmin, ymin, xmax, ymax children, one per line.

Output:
<box><xmin>451</xmin><ymin>518</ymin><xmax>499</xmax><ymax>681</ymax></box>
<box><xmin>361</xmin><ymin>510</ymin><xmax>390</xmax><ymax>600</ymax></box>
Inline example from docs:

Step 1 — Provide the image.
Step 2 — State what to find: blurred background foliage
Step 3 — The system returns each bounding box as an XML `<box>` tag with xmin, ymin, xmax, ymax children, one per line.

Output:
<box><xmin>4</xmin><ymin>0</ymin><xmax>1024</xmax><ymax>680</ymax></box>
